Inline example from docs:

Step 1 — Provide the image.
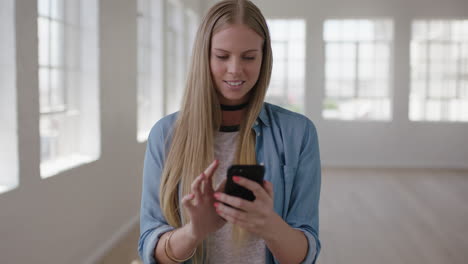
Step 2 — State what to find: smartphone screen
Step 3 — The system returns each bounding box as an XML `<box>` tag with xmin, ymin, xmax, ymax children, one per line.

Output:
<box><xmin>224</xmin><ymin>164</ymin><xmax>265</xmax><ymax>202</ymax></box>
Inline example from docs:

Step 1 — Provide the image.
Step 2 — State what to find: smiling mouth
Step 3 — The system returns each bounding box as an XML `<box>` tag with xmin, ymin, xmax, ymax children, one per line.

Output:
<box><xmin>224</xmin><ymin>80</ymin><xmax>245</xmax><ymax>86</ymax></box>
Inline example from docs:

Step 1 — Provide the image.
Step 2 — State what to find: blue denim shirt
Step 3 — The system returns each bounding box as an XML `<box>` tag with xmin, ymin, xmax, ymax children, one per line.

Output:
<box><xmin>138</xmin><ymin>103</ymin><xmax>321</xmax><ymax>264</ymax></box>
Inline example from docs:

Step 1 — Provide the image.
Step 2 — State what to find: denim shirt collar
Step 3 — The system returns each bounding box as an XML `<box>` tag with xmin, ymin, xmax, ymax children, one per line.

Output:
<box><xmin>256</xmin><ymin>103</ymin><xmax>270</xmax><ymax>127</ymax></box>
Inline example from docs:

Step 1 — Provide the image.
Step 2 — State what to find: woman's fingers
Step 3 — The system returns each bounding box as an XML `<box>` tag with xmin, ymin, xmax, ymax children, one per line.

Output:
<box><xmin>203</xmin><ymin>160</ymin><xmax>219</xmax><ymax>180</ymax></box>
<box><xmin>214</xmin><ymin>202</ymin><xmax>248</xmax><ymax>222</ymax></box>
<box><xmin>201</xmin><ymin>176</ymin><xmax>208</xmax><ymax>194</ymax></box>
<box><xmin>191</xmin><ymin>173</ymin><xmax>204</xmax><ymax>199</ymax></box>
<box><xmin>205</xmin><ymin>173</ymin><xmax>215</xmax><ymax>195</ymax></box>
<box><xmin>190</xmin><ymin>160</ymin><xmax>220</xmax><ymax>200</ymax></box>
<box><xmin>181</xmin><ymin>193</ymin><xmax>195</xmax><ymax>210</ymax></box>
<box><xmin>201</xmin><ymin>160</ymin><xmax>218</xmax><ymax>195</ymax></box>
<box><xmin>213</xmin><ymin>192</ymin><xmax>255</xmax><ymax>212</ymax></box>
<box><xmin>232</xmin><ymin>176</ymin><xmax>270</xmax><ymax>202</ymax></box>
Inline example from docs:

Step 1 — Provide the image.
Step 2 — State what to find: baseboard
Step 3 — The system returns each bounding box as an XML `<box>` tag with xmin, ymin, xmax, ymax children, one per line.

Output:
<box><xmin>82</xmin><ymin>214</ymin><xmax>140</xmax><ymax>264</ymax></box>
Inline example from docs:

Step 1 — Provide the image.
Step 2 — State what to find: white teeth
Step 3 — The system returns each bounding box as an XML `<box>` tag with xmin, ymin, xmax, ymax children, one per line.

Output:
<box><xmin>226</xmin><ymin>81</ymin><xmax>243</xmax><ymax>86</ymax></box>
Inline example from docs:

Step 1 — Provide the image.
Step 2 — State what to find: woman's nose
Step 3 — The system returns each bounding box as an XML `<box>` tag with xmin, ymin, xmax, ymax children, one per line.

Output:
<box><xmin>227</xmin><ymin>58</ymin><xmax>242</xmax><ymax>74</ymax></box>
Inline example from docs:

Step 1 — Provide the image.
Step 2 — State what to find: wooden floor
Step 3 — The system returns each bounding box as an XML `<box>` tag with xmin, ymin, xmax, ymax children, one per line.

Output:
<box><xmin>318</xmin><ymin>168</ymin><xmax>468</xmax><ymax>264</ymax></box>
<box><xmin>99</xmin><ymin>168</ymin><xmax>468</xmax><ymax>264</ymax></box>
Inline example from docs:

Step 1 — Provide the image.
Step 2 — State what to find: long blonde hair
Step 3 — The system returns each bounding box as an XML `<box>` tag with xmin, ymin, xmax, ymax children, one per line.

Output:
<box><xmin>160</xmin><ymin>0</ymin><xmax>272</xmax><ymax>262</ymax></box>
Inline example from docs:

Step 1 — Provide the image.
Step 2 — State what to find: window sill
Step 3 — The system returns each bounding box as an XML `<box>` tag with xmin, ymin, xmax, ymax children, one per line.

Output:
<box><xmin>0</xmin><ymin>184</ymin><xmax>18</xmax><ymax>194</ymax></box>
<box><xmin>40</xmin><ymin>154</ymin><xmax>98</xmax><ymax>179</ymax></box>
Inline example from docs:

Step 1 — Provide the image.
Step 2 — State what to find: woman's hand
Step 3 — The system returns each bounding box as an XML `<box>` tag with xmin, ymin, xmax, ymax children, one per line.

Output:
<box><xmin>182</xmin><ymin>160</ymin><xmax>226</xmax><ymax>243</ymax></box>
<box><xmin>213</xmin><ymin>177</ymin><xmax>279</xmax><ymax>240</ymax></box>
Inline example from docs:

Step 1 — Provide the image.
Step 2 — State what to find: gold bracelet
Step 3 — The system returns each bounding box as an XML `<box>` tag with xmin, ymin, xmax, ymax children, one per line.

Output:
<box><xmin>164</xmin><ymin>230</ymin><xmax>197</xmax><ymax>263</ymax></box>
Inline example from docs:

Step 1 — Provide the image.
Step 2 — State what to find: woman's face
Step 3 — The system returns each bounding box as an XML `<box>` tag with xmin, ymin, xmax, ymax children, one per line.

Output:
<box><xmin>210</xmin><ymin>23</ymin><xmax>263</xmax><ymax>105</ymax></box>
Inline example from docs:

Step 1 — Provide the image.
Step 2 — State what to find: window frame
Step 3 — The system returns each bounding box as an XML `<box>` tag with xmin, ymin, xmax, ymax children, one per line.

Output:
<box><xmin>409</xmin><ymin>19</ymin><xmax>468</xmax><ymax>122</ymax></box>
<box><xmin>322</xmin><ymin>19</ymin><xmax>394</xmax><ymax>121</ymax></box>
<box><xmin>38</xmin><ymin>0</ymin><xmax>100</xmax><ymax>178</ymax></box>
<box><xmin>266</xmin><ymin>19</ymin><xmax>307</xmax><ymax>113</ymax></box>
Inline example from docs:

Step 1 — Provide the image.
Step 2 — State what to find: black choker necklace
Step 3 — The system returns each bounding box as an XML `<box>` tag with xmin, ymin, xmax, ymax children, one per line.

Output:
<box><xmin>219</xmin><ymin>125</ymin><xmax>240</xmax><ymax>132</ymax></box>
<box><xmin>220</xmin><ymin>102</ymin><xmax>249</xmax><ymax>111</ymax></box>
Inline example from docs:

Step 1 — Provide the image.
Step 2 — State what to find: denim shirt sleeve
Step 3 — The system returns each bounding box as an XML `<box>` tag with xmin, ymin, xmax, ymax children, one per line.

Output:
<box><xmin>283</xmin><ymin>119</ymin><xmax>322</xmax><ymax>264</ymax></box>
<box><xmin>138</xmin><ymin>122</ymin><xmax>175</xmax><ymax>264</ymax></box>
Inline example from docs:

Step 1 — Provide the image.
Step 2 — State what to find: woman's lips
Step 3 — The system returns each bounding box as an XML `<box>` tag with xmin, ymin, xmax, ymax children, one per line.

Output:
<box><xmin>224</xmin><ymin>80</ymin><xmax>245</xmax><ymax>90</ymax></box>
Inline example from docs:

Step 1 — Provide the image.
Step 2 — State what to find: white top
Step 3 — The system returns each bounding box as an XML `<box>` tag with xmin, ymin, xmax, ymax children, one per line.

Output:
<box><xmin>206</xmin><ymin>130</ymin><xmax>266</xmax><ymax>264</ymax></box>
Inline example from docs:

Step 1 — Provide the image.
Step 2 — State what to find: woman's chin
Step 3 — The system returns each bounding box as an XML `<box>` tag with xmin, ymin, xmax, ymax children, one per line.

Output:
<box><xmin>219</xmin><ymin>94</ymin><xmax>249</xmax><ymax>105</ymax></box>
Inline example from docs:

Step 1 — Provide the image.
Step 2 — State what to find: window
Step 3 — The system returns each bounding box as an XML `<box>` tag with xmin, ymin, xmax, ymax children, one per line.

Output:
<box><xmin>137</xmin><ymin>0</ymin><xmax>198</xmax><ymax>140</ymax></box>
<box><xmin>166</xmin><ymin>0</ymin><xmax>185</xmax><ymax>115</ymax></box>
<box><xmin>0</xmin><ymin>0</ymin><xmax>18</xmax><ymax>194</ymax></box>
<box><xmin>266</xmin><ymin>19</ymin><xmax>306</xmax><ymax>113</ymax></box>
<box><xmin>38</xmin><ymin>0</ymin><xmax>100</xmax><ymax>178</ymax></box>
<box><xmin>410</xmin><ymin>20</ymin><xmax>468</xmax><ymax>122</ymax></box>
<box><xmin>323</xmin><ymin>19</ymin><xmax>393</xmax><ymax>121</ymax></box>
<box><xmin>137</xmin><ymin>0</ymin><xmax>164</xmax><ymax>142</ymax></box>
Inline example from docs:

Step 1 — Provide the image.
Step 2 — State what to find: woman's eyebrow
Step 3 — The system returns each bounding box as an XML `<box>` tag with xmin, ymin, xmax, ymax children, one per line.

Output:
<box><xmin>213</xmin><ymin>48</ymin><xmax>259</xmax><ymax>53</ymax></box>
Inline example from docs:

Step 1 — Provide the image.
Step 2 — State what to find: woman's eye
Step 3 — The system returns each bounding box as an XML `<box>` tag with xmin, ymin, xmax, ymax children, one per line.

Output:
<box><xmin>216</xmin><ymin>55</ymin><xmax>228</xmax><ymax>60</ymax></box>
<box><xmin>243</xmin><ymin>57</ymin><xmax>255</xmax><ymax>60</ymax></box>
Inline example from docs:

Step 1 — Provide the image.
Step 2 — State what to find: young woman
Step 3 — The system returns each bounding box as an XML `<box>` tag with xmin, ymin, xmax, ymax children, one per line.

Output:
<box><xmin>138</xmin><ymin>1</ymin><xmax>321</xmax><ymax>263</ymax></box>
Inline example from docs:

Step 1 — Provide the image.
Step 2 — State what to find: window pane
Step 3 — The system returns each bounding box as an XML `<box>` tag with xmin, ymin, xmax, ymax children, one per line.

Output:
<box><xmin>38</xmin><ymin>17</ymin><xmax>50</xmax><ymax>66</ymax></box>
<box><xmin>358</xmin><ymin>61</ymin><xmax>374</xmax><ymax>81</ymax></box>
<box><xmin>341</xmin><ymin>60</ymin><xmax>355</xmax><ymax>80</ymax></box>
<box><xmin>38</xmin><ymin>0</ymin><xmax>100</xmax><ymax>178</ymax></box>
<box><xmin>326</xmin><ymin>43</ymin><xmax>341</xmax><ymax>60</ymax></box>
<box><xmin>165</xmin><ymin>1</ymin><xmax>186</xmax><ymax>115</ymax></box>
<box><xmin>341</xmin><ymin>43</ymin><xmax>356</xmax><ymax>60</ymax></box>
<box><xmin>266</xmin><ymin>19</ymin><xmax>306</xmax><ymax>113</ymax></box>
<box><xmin>358</xmin><ymin>20</ymin><xmax>374</xmax><ymax>41</ymax></box>
<box><xmin>341</xmin><ymin>20</ymin><xmax>358</xmax><ymax>41</ymax></box>
<box><xmin>50</xmin><ymin>20</ymin><xmax>64</xmax><ymax>67</ymax></box>
<box><xmin>50</xmin><ymin>0</ymin><xmax>64</xmax><ymax>20</ymax></box>
<box><xmin>50</xmin><ymin>69</ymin><xmax>65</xmax><ymax>109</ymax></box>
<box><xmin>323</xmin><ymin>19</ymin><xmax>393</xmax><ymax>121</ymax></box>
<box><xmin>39</xmin><ymin>67</ymin><xmax>50</xmax><ymax>111</ymax></box>
<box><xmin>410</xmin><ymin>19</ymin><xmax>468</xmax><ymax>122</ymax></box>
<box><xmin>40</xmin><ymin>114</ymin><xmax>61</xmax><ymax>161</ymax></box>
<box><xmin>38</xmin><ymin>0</ymin><xmax>50</xmax><ymax>17</ymax></box>
<box><xmin>137</xmin><ymin>0</ymin><xmax>164</xmax><ymax>142</ymax></box>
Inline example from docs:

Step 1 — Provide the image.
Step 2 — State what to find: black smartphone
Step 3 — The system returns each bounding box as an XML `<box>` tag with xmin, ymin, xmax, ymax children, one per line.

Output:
<box><xmin>224</xmin><ymin>164</ymin><xmax>265</xmax><ymax>202</ymax></box>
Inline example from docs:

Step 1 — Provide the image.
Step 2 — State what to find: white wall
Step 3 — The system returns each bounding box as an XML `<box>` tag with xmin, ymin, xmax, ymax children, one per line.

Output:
<box><xmin>207</xmin><ymin>0</ymin><xmax>468</xmax><ymax>168</ymax></box>
<box><xmin>0</xmin><ymin>1</ymin><xmax>202</xmax><ymax>263</ymax></box>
